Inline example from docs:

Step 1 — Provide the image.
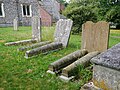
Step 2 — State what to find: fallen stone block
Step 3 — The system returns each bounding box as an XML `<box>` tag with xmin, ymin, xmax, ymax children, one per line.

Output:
<box><xmin>48</xmin><ymin>49</ymin><xmax>88</xmax><ymax>74</ymax></box>
<box><xmin>5</xmin><ymin>39</ymin><xmax>37</xmax><ymax>46</ymax></box>
<box><xmin>91</xmin><ymin>43</ymin><xmax>120</xmax><ymax>90</ymax></box>
<box><xmin>18</xmin><ymin>41</ymin><xmax>51</xmax><ymax>51</ymax></box>
<box><xmin>60</xmin><ymin>51</ymin><xmax>100</xmax><ymax>81</ymax></box>
<box><xmin>59</xmin><ymin>75</ymin><xmax>75</xmax><ymax>82</ymax></box>
<box><xmin>81</xmin><ymin>82</ymin><xmax>102</xmax><ymax>90</ymax></box>
<box><xmin>25</xmin><ymin>42</ymin><xmax>63</xmax><ymax>58</ymax></box>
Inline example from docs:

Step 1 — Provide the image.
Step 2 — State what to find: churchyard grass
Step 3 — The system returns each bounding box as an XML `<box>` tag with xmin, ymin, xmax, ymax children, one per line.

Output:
<box><xmin>0</xmin><ymin>27</ymin><xmax>120</xmax><ymax>89</ymax></box>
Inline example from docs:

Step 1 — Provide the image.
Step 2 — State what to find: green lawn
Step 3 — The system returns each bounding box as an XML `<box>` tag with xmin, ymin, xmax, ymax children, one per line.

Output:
<box><xmin>0</xmin><ymin>27</ymin><xmax>120</xmax><ymax>90</ymax></box>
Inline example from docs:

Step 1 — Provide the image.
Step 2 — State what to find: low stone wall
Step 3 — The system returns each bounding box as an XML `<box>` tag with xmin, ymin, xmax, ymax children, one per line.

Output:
<box><xmin>0</xmin><ymin>23</ymin><xmax>13</xmax><ymax>27</ymax></box>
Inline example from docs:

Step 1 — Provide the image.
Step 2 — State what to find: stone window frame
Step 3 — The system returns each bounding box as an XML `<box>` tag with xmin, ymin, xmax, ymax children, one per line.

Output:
<box><xmin>21</xmin><ymin>4</ymin><xmax>32</xmax><ymax>17</ymax></box>
<box><xmin>0</xmin><ymin>3</ymin><xmax>5</xmax><ymax>17</ymax></box>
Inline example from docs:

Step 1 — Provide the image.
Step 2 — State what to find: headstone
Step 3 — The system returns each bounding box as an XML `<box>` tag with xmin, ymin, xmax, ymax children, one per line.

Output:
<box><xmin>81</xmin><ymin>21</ymin><xmax>110</xmax><ymax>52</ymax></box>
<box><xmin>5</xmin><ymin>16</ymin><xmax>41</xmax><ymax>46</ymax></box>
<box><xmin>13</xmin><ymin>17</ymin><xmax>18</xmax><ymax>31</ymax></box>
<box><xmin>54</xmin><ymin>19</ymin><xmax>73</xmax><ymax>47</ymax></box>
<box><xmin>32</xmin><ymin>16</ymin><xmax>41</xmax><ymax>42</ymax></box>
<box><xmin>24</xmin><ymin>19</ymin><xmax>73</xmax><ymax>58</ymax></box>
<box><xmin>91</xmin><ymin>43</ymin><xmax>120</xmax><ymax>90</ymax></box>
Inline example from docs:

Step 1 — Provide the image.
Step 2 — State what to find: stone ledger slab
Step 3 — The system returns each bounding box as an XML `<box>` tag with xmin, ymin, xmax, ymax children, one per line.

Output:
<box><xmin>48</xmin><ymin>49</ymin><xmax>88</xmax><ymax>73</ymax></box>
<box><xmin>61</xmin><ymin>51</ymin><xmax>100</xmax><ymax>78</ymax></box>
<box><xmin>91</xmin><ymin>43</ymin><xmax>120</xmax><ymax>70</ymax></box>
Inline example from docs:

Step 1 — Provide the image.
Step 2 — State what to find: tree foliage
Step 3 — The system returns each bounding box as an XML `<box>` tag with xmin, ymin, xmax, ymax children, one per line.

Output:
<box><xmin>59</xmin><ymin>0</ymin><xmax>66</xmax><ymax>3</ymax></box>
<box><xmin>106</xmin><ymin>6</ymin><xmax>120</xmax><ymax>28</ymax></box>
<box><xmin>63</xmin><ymin>0</ymin><xmax>98</xmax><ymax>34</ymax></box>
<box><xmin>63</xmin><ymin>0</ymin><xmax>120</xmax><ymax>34</ymax></box>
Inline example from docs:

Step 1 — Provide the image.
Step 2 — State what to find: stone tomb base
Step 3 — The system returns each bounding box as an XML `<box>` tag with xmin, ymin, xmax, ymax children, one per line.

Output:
<box><xmin>93</xmin><ymin>65</ymin><xmax>120</xmax><ymax>90</ymax></box>
<box><xmin>91</xmin><ymin>43</ymin><xmax>120</xmax><ymax>90</ymax></box>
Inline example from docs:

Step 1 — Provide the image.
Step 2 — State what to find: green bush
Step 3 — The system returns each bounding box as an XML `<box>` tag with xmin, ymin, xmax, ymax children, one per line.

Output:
<box><xmin>106</xmin><ymin>6</ymin><xmax>120</xmax><ymax>29</ymax></box>
<box><xmin>63</xmin><ymin>6</ymin><xmax>97</xmax><ymax>34</ymax></box>
<box><xmin>63</xmin><ymin>0</ymin><xmax>120</xmax><ymax>32</ymax></box>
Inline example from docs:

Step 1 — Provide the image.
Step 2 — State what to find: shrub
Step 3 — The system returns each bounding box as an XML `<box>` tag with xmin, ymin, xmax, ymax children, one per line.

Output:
<box><xmin>106</xmin><ymin>6</ymin><xmax>120</xmax><ymax>29</ymax></box>
<box><xmin>63</xmin><ymin>6</ymin><xmax>97</xmax><ymax>34</ymax></box>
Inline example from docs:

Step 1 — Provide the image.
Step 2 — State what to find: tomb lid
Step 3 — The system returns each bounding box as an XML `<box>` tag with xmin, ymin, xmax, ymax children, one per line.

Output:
<box><xmin>91</xmin><ymin>43</ymin><xmax>120</xmax><ymax>70</ymax></box>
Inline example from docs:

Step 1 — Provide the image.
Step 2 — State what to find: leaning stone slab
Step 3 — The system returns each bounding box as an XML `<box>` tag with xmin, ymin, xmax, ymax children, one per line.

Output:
<box><xmin>18</xmin><ymin>41</ymin><xmax>51</xmax><ymax>51</ymax></box>
<box><xmin>59</xmin><ymin>51</ymin><xmax>100</xmax><ymax>81</ymax></box>
<box><xmin>91</xmin><ymin>43</ymin><xmax>120</xmax><ymax>90</ymax></box>
<box><xmin>5</xmin><ymin>39</ymin><xmax>37</xmax><ymax>46</ymax></box>
<box><xmin>48</xmin><ymin>49</ymin><xmax>88</xmax><ymax>74</ymax></box>
<box><xmin>81</xmin><ymin>21</ymin><xmax>110</xmax><ymax>52</ymax></box>
<box><xmin>54</xmin><ymin>19</ymin><xmax>73</xmax><ymax>47</ymax></box>
<box><xmin>25</xmin><ymin>42</ymin><xmax>63</xmax><ymax>58</ymax></box>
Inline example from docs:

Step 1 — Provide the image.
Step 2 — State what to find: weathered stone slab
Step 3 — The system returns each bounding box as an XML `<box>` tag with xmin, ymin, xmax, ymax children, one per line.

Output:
<box><xmin>81</xmin><ymin>82</ymin><xmax>102</xmax><ymax>90</ymax></box>
<box><xmin>25</xmin><ymin>42</ymin><xmax>63</xmax><ymax>58</ymax></box>
<box><xmin>13</xmin><ymin>17</ymin><xmax>18</xmax><ymax>31</ymax></box>
<box><xmin>5</xmin><ymin>39</ymin><xmax>37</xmax><ymax>46</ymax></box>
<box><xmin>60</xmin><ymin>51</ymin><xmax>100</xmax><ymax>78</ymax></box>
<box><xmin>91</xmin><ymin>43</ymin><xmax>120</xmax><ymax>70</ymax></box>
<box><xmin>54</xmin><ymin>19</ymin><xmax>73</xmax><ymax>47</ymax></box>
<box><xmin>48</xmin><ymin>49</ymin><xmax>88</xmax><ymax>73</ymax></box>
<box><xmin>91</xmin><ymin>43</ymin><xmax>120</xmax><ymax>90</ymax></box>
<box><xmin>32</xmin><ymin>16</ymin><xmax>41</xmax><ymax>42</ymax></box>
<box><xmin>81</xmin><ymin>21</ymin><xmax>110</xmax><ymax>52</ymax></box>
<box><xmin>18</xmin><ymin>41</ymin><xmax>51</xmax><ymax>51</ymax></box>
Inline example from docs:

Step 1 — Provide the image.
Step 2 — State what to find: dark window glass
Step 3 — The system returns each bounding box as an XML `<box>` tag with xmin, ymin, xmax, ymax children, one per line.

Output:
<box><xmin>27</xmin><ymin>5</ymin><xmax>30</xmax><ymax>15</ymax></box>
<box><xmin>23</xmin><ymin>5</ymin><xmax>26</xmax><ymax>15</ymax></box>
<box><xmin>0</xmin><ymin>3</ymin><xmax>2</xmax><ymax>16</ymax></box>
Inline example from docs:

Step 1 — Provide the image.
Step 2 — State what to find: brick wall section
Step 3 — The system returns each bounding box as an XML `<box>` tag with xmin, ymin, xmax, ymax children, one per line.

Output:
<box><xmin>39</xmin><ymin>6</ymin><xmax>52</xmax><ymax>27</ymax></box>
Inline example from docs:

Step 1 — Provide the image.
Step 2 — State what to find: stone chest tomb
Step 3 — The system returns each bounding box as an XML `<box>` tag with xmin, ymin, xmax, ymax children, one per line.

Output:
<box><xmin>91</xmin><ymin>43</ymin><xmax>120</xmax><ymax>90</ymax></box>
